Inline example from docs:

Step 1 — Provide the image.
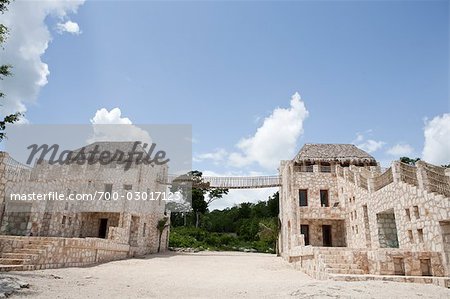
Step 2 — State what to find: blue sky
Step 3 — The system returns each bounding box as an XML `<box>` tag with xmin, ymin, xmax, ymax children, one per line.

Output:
<box><xmin>1</xmin><ymin>0</ymin><xmax>449</xmax><ymax>208</ymax></box>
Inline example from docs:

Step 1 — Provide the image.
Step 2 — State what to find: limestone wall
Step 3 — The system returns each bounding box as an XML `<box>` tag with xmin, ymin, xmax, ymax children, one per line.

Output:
<box><xmin>280</xmin><ymin>158</ymin><xmax>450</xmax><ymax>277</ymax></box>
<box><xmin>298</xmin><ymin>219</ymin><xmax>346</xmax><ymax>247</ymax></box>
<box><xmin>279</xmin><ymin>161</ymin><xmax>347</xmax><ymax>254</ymax></box>
<box><xmin>367</xmin><ymin>249</ymin><xmax>445</xmax><ymax>276</ymax></box>
<box><xmin>0</xmin><ymin>236</ymin><xmax>130</xmax><ymax>269</ymax></box>
<box><xmin>0</xmin><ymin>151</ymin><xmax>171</xmax><ymax>257</ymax></box>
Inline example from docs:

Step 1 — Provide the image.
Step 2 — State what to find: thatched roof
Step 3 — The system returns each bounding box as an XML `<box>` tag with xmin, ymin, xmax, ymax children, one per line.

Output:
<box><xmin>294</xmin><ymin>144</ymin><xmax>376</xmax><ymax>164</ymax></box>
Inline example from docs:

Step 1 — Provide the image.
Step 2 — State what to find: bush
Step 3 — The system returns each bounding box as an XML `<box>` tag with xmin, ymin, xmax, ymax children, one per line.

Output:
<box><xmin>169</xmin><ymin>226</ymin><xmax>275</xmax><ymax>253</ymax></box>
<box><xmin>169</xmin><ymin>230</ymin><xmax>200</xmax><ymax>248</ymax></box>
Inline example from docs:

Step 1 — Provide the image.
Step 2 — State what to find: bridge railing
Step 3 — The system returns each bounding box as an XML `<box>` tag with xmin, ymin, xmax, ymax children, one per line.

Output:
<box><xmin>161</xmin><ymin>174</ymin><xmax>281</xmax><ymax>189</ymax></box>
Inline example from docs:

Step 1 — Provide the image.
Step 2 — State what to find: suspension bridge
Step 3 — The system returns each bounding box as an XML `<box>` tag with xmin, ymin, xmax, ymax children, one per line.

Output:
<box><xmin>162</xmin><ymin>174</ymin><xmax>281</xmax><ymax>189</ymax></box>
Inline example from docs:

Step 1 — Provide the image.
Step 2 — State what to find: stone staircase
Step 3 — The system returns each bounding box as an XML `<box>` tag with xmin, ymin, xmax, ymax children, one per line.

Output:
<box><xmin>0</xmin><ymin>238</ymin><xmax>56</xmax><ymax>272</ymax></box>
<box><xmin>317</xmin><ymin>247</ymin><xmax>367</xmax><ymax>275</ymax></box>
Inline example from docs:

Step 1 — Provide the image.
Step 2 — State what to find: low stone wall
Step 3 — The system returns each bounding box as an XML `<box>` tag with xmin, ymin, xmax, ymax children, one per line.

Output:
<box><xmin>0</xmin><ymin>237</ymin><xmax>25</xmax><ymax>253</ymax></box>
<box><xmin>0</xmin><ymin>236</ymin><xmax>130</xmax><ymax>270</ymax></box>
<box><xmin>367</xmin><ymin>249</ymin><xmax>445</xmax><ymax>277</ymax></box>
<box><xmin>289</xmin><ymin>246</ymin><xmax>445</xmax><ymax>279</ymax></box>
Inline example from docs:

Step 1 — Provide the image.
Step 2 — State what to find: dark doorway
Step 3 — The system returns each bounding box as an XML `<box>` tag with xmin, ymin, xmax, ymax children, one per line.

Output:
<box><xmin>301</xmin><ymin>225</ymin><xmax>310</xmax><ymax>245</ymax></box>
<box><xmin>322</xmin><ymin>225</ymin><xmax>332</xmax><ymax>247</ymax></box>
<box><xmin>98</xmin><ymin>218</ymin><xmax>108</xmax><ymax>238</ymax></box>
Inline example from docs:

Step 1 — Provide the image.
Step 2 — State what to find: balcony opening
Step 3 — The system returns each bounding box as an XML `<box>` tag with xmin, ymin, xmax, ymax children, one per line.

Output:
<box><xmin>413</xmin><ymin>206</ymin><xmax>420</xmax><ymax>219</ymax></box>
<box><xmin>320</xmin><ymin>190</ymin><xmax>329</xmax><ymax>207</ymax></box>
<box><xmin>299</xmin><ymin>189</ymin><xmax>308</xmax><ymax>206</ymax></box>
<box><xmin>301</xmin><ymin>224</ymin><xmax>310</xmax><ymax>245</ymax></box>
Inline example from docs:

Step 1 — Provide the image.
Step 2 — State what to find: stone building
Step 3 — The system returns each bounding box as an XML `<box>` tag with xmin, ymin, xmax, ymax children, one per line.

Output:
<box><xmin>279</xmin><ymin>144</ymin><xmax>450</xmax><ymax>286</ymax></box>
<box><xmin>0</xmin><ymin>142</ymin><xmax>170</xmax><ymax>271</ymax></box>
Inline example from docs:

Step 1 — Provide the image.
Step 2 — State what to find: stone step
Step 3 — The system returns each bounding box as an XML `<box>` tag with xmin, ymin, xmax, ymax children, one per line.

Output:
<box><xmin>319</xmin><ymin>251</ymin><xmax>352</xmax><ymax>256</ymax></box>
<box><xmin>24</xmin><ymin>244</ymin><xmax>52</xmax><ymax>250</ymax></box>
<box><xmin>15</xmin><ymin>248</ymin><xmax>46</xmax><ymax>254</ymax></box>
<box><xmin>326</xmin><ymin>263</ymin><xmax>361</xmax><ymax>270</ymax></box>
<box><xmin>320</xmin><ymin>256</ymin><xmax>352</xmax><ymax>264</ymax></box>
<box><xmin>0</xmin><ymin>264</ymin><xmax>34</xmax><ymax>272</ymax></box>
<box><xmin>329</xmin><ymin>273</ymin><xmax>450</xmax><ymax>287</ymax></box>
<box><xmin>320</xmin><ymin>252</ymin><xmax>354</xmax><ymax>256</ymax></box>
<box><xmin>319</xmin><ymin>253</ymin><xmax>352</xmax><ymax>258</ymax></box>
<box><xmin>26</xmin><ymin>240</ymin><xmax>56</xmax><ymax>245</ymax></box>
<box><xmin>316</xmin><ymin>249</ymin><xmax>350</xmax><ymax>253</ymax></box>
<box><xmin>1</xmin><ymin>253</ymin><xmax>39</xmax><ymax>260</ymax></box>
<box><xmin>0</xmin><ymin>258</ymin><xmax>30</xmax><ymax>265</ymax></box>
<box><xmin>325</xmin><ymin>268</ymin><xmax>366</xmax><ymax>275</ymax></box>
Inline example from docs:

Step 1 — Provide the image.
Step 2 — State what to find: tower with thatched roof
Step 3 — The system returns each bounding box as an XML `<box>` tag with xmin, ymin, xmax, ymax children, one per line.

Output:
<box><xmin>278</xmin><ymin>143</ymin><xmax>450</xmax><ymax>281</ymax></box>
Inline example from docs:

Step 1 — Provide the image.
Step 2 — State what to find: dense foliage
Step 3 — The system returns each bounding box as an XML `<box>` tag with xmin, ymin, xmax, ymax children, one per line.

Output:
<box><xmin>169</xmin><ymin>191</ymin><xmax>279</xmax><ymax>254</ymax></box>
<box><xmin>400</xmin><ymin>157</ymin><xmax>421</xmax><ymax>165</ymax></box>
<box><xmin>0</xmin><ymin>0</ymin><xmax>22</xmax><ymax>141</ymax></box>
<box><xmin>170</xmin><ymin>171</ymin><xmax>228</xmax><ymax>228</ymax></box>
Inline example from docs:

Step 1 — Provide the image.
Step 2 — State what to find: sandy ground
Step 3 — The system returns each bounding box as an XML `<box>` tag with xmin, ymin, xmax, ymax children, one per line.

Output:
<box><xmin>3</xmin><ymin>251</ymin><xmax>450</xmax><ymax>298</ymax></box>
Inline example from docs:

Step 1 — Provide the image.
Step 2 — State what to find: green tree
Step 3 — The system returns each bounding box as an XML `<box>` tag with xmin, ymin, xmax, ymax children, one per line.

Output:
<box><xmin>171</xmin><ymin>170</ymin><xmax>228</xmax><ymax>228</ymax></box>
<box><xmin>258</xmin><ymin>218</ymin><xmax>278</xmax><ymax>250</ymax></box>
<box><xmin>400</xmin><ymin>157</ymin><xmax>421</xmax><ymax>165</ymax></box>
<box><xmin>267</xmin><ymin>191</ymin><xmax>279</xmax><ymax>217</ymax></box>
<box><xmin>0</xmin><ymin>0</ymin><xmax>22</xmax><ymax>141</ymax></box>
<box><xmin>192</xmin><ymin>188</ymin><xmax>207</xmax><ymax>228</ymax></box>
<box><xmin>238</xmin><ymin>202</ymin><xmax>252</xmax><ymax>219</ymax></box>
<box><xmin>169</xmin><ymin>191</ymin><xmax>281</xmax><ymax>253</ymax></box>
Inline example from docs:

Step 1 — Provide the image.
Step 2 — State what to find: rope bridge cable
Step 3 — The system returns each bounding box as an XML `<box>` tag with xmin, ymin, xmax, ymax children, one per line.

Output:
<box><xmin>161</xmin><ymin>175</ymin><xmax>281</xmax><ymax>189</ymax></box>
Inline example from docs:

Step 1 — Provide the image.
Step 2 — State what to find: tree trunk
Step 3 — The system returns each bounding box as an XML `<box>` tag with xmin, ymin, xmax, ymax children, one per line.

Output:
<box><xmin>183</xmin><ymin>213</ymin><xmax>187</xmax><ymax>226</ymax></box>
<box><xmin>195</xmin><ymin>211</ymin><xmax>199</xmax><ymax>228</ymax></box>
<box><xmin>157</xmin><ymin>231</ymin><xmax>162</xmax><ymax>253</ymax></box>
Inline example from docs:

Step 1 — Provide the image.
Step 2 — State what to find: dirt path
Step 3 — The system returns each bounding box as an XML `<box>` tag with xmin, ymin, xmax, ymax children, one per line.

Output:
<box><xmin>3</xmin><ymin>251</ymin><xmax>450</xmax><ymax>298</ymax></box>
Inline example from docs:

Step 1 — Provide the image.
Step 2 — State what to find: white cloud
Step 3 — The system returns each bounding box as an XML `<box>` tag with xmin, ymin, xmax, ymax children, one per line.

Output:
<box><xmin>193</xmin><ymin>148</ymin><xmax>228</xmax><ymax>164</ymax></box>
<box><xmin>228</xmin><ymin>92</ymin><xmax>309</xmax><ymax>170</ymax></box>
<box><xmin>91</xmin><ymin>107</ymin><xmax>132</xmax><ymax>125</ymax></box>
<box><xmin>386</xmin><ymin>143</ymin><xmax>414</xmax><ymax>156</ymax></box>
<box><xmin>353</xmin><ymin>132</ymin><xmax>385</xmax><ymax>153</ymax></box>
<box><xmin>358</xmin><ymin>140</ymin><xmax>385</xmax><ymax>153</ymax></box>
<box><xmin>56</xmin><ymin>20</ymin><xmax>81</xmax><ymax>35</ymax></box>
<box><xmin>88</xmin><ymin>108</ymin><xmax>152</xmax><ymax>145</ymax></box>
<box><xmin>0</xmin><ymin>0</ymin><xmax>85</xmax><ymax>119</ymax></box>
<box><xmin>422</xmin><ymin>113</ymin><xmax>450</xmax><ymax>165</ymax></box>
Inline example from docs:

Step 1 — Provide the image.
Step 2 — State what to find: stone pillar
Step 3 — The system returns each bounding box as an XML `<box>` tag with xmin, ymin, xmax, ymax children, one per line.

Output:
<box><xmin>0</xmin><ymin>152</ymin><xmax>8</xmax><ymax>206</ymax></box>
<box><xmin>355</xmin><ymin>171</ymin><xmax>360</xmax><ymax>186</ymax></box>
<box><xmin>313</xmin><ymin>164</ymin><xmax>319</xmax><ymax>173</ymax></box>
<box><xmin>289</xmin><ymin>162</ymin><xmax>299</xmax><ymax>248</ymax></box>
<box><xmin>415</xmin><ymin>161</ymin><xmax>428</xmax><ymax>191</ymax></box>
<box><xmin>391</xmin><ymin>161</ymin><xmax>401</xmax><ymax>183</ymax></box>
<box><xmin>119</xmin><ymin>212</ymin><xmax>132</xmax><ymax>244</ymax></box>
<box><xmin>368</xmin><ymin>178</ymin><xmax>375</xmax><ymax>193</ymax></box>
<box><xmin>0</xmin><ymin>152</ymin><xmax>8</xmax><ymax>230</ymax></box>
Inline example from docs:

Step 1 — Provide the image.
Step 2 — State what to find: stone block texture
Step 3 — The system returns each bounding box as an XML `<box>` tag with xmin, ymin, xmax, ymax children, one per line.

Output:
<box><xmin>279</xmin><ymin>144</ymin><xmax>450</xmax><ymax>286</ymax></box>
<box><xmin>0</xmin><ymin>142</ymin><xmax>171</xmax><ymax>271</ymax></box>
